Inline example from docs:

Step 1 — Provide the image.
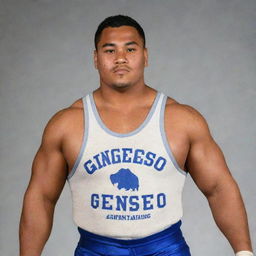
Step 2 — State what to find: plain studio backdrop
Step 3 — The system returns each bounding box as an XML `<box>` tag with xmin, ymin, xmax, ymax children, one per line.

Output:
<box><xmin>0</xmin><ymin>0</ymin><xmax>255</xmax><ymax>255</ymax></box>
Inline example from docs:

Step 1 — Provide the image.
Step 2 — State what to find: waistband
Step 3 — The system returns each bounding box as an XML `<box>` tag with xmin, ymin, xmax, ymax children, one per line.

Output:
<box><xmin>78</xmin><ymin>221</ymin><xmax>185</xmax><ymax>248</ymax></box>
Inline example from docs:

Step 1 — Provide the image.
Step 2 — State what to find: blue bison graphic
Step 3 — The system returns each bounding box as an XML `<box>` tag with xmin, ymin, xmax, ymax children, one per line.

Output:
<box><xmin>110</xmin><ymin>168</ymin><xmax>139</xmax><ymax>191</ymax></box>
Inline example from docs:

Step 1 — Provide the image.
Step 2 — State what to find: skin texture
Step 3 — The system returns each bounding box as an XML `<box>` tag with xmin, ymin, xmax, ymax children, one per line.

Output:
<box><xmin>19</xmin><ymin>26</ymin><xmax>253</xmax><ymax>255</ymax></box>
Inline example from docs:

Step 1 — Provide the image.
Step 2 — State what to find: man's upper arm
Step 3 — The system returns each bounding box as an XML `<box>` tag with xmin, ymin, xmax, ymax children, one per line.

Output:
<box><xmin>185</xmin><ymin>107</ymin><xmax>234</xmax><ymax>197</ymax></box>
<box><xmin>26</xmin><ymin>110</ymin><xmax>68</xmax><ymax>205</ymax></box>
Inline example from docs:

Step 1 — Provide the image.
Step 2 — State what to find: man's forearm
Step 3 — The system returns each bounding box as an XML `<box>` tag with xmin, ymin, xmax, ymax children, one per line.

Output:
<box><xmin>206</xmin><ymin>180</ymin><xmax>253</xmax><ymax>253</ymax></box>
<box><xmin>19</xmin><ymin>191</ymin><xmax>55</xmax><ymax>256</ymax></box>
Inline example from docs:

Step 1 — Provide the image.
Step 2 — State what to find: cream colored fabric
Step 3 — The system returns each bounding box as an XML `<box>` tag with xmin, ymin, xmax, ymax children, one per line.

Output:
<box><xmin>68</xmin><ymin>92</ymin><xmax>187</xmax><ymax>239</ymax></box>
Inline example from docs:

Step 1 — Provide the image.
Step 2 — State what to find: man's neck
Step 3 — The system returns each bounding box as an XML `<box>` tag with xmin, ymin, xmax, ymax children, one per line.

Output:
<box><xmin>93</xmin><ymin>85</ymin><xmax>157</xmax><ymax>110</ymax></box>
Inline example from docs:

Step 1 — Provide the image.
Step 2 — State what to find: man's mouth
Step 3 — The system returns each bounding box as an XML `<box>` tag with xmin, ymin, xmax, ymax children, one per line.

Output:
<box><xmin>113</xmin><ymin>66</ymin><xmax>130</xmax><ymax>74</ymax></box>
<box><xmin>114</xmin><ymin>69</ymin><xmax>129</xmax><ymax>75</ymax></box>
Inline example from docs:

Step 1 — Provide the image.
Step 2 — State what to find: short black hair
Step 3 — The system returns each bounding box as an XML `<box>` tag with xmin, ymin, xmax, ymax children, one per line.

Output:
<box><xmin>94</xmin><ymin>15</ymin><xmax>146</xmax><ymax>50</ymax></box>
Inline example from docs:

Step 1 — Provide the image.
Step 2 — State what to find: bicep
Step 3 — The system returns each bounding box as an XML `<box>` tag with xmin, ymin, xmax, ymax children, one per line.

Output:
<box><xmin>27</xmin><ymin>147</ymin><xmax>67</xmax><ymax>204</ymax></box>
<box><xmin>26</xmin><ymin>114</ymin><xmax>68</xmax><ymax>205</ymax></box>
<box><xmin>185</xmin><ymin>111</ymin><xmax>234</xmax><ymax>197</ymax></box>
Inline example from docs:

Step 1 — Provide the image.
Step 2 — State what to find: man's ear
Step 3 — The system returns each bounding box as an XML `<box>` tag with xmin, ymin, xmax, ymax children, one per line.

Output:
<box><xmin>94</xmin><ymin>50</ymin><xmax>98</xmax><ymax>69</ymax></box>
<box><xmin>144</xmin><ymin>48</ymin><xmax>148</xmax><ymax>67</ymax></box>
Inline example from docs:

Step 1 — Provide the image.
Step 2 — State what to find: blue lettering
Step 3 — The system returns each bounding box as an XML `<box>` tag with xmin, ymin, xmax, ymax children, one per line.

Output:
<box><xmin>111</xmin><ymin>149</ymin><xmax>121</xmax><ymax>164</ymax></box>
<box><xmin>84</xmin><ymin>160</ymin><xmax>97</xmax><ymax>174</ymax></box>
<box><xmin>154</xmin><ymin>157</ymin><xmax>166</xmax><ymax>171</ymax></box>
<box><xmin>101</xmin><ymin>150</ymin><xmax>111</xmax><ymax>167</ymax></box>
<box><xmin>142</xmin><ymin>194</ymin><xmax>154</xmax><ymax>210</ymax></box>
<box><xmin>157</xmin><ymin>193</ymin><xmax>166</xmax><ymax>208</ymax></box>
<box><xmin>84</xmin><ymin>149</ymin><xmax>167</xmax><ymax>175</ymax></box>
<box><xmin>122</xmin><ymin>148</ymin><xmax>132</xmax><ymax>163</ymax></box>
<box><xmin>119</xmin><ymin>215</ymin><xmax>127</xmax><ymax>220</ymax></box>
<box><xmin>93</xmin><ymin>154</ymin><xmax>103</xmax><ymax>169</ymax></box>
<box><xmin>133</xmin><ymin>149</ymin><xmax>145</xmax><ymax>164</ymax></box>
<box><xmin>91</xmin><ymin>194</ymin><xmax>99</xmax><ymax>209</ymax></box>
<box><xmin>116</xmin><ymin>195</ymin><xmax>128</xmax><ymax>211</ymax></box>
<box><xmin>106</xmin><ymin>214</ymin><xmax>152</xmax><ymax>221</ymax></box>
<box><xmin>129</xmin><ymin>196</ymin><xmax>140</xmax><ymax>211</ymax></box>
<box><xmin>144</xmin><ymin>151</ymin><xmax>156</xmax><ymax>166</ymax></box>
<box><xmin>91</xmin><ymin>193</ymin><xmax>166</xmax><ymax>211</ymax></box>
<box><xmin>102</xmin><ymin>194</ymin><xmax>113</xmax><ymax>210</ymax></box>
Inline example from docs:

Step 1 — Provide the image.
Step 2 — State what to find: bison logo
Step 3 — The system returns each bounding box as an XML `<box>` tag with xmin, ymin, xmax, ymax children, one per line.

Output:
<box><xmin>110</xmin><ymin>168</ymin><xmax>139</xmax><ymax>191</ymax></box>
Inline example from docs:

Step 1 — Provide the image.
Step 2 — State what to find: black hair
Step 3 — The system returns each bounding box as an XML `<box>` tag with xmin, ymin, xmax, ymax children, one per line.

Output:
<box><xmin>94</xmin><ymin>15</ymin><xmax>146</xmax><ymax>49</ymax></box>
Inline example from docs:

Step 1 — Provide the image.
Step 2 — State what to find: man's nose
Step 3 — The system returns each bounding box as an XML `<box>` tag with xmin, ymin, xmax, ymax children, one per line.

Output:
<box><xmin>114</xmin><ymin>50</ymin><xmax>128</xmax><ymax>64</ymax></box>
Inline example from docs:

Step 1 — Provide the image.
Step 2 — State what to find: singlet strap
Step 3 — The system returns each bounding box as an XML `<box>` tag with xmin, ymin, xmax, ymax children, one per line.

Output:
<box><xmin>160</xmin><ymin>95</ymin><xmax>187</xmax><ymax>176</ymax></box>
<box><xmin>67</xmin><ymin>96</ymin><xmax>89</xmax><ymax>180</ymax></box>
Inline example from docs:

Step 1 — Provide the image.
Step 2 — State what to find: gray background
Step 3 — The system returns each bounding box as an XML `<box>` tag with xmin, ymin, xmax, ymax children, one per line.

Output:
<box><xmin>0</xmin><ymin>0</ymin><xmax>255</xmax><ymax>255</ymax></box>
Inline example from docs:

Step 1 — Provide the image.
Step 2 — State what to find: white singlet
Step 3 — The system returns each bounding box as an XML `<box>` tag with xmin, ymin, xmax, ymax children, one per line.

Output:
<box><xmin>67</xmin><ymin>91</ymin><xmax>187</xmax><ymax>239</ymax></box>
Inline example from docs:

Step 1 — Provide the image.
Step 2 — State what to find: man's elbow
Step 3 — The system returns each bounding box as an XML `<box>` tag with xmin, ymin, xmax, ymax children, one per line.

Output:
<box><xmin>202</xmin><ymin>176</ymin><xmax>240</xmax><ymax>201</ymax></box>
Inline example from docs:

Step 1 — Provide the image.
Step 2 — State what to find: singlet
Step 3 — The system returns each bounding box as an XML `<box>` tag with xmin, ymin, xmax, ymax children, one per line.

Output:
<box><xmin>67</xmin><ymin>91</ymin><xmax>187</xmax><ymax>240</ymax></box>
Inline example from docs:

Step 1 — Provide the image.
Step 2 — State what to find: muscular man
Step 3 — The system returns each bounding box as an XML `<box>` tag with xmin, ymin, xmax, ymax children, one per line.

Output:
<box><xmin>19</xmin><ymin>15</ymin><xmax>253</xmax><ymax>256</ymax></box>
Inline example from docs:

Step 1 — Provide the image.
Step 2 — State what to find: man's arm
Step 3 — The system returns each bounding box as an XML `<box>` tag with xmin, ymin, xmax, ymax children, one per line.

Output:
<box><xmin>185</xmin><ymin>107</ymin><xmax>253</xmax><ymax>253</ymax></box>
<box><xmin>19</xmin><ymin>110</ymin><xmax>68</xmax><ymax>256</ymax></box>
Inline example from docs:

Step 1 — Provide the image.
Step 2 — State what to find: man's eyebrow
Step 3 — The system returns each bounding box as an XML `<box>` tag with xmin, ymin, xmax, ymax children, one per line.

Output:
<box><xmin>101</xmin><ymin>41</ymin><xmax>139</xmax><ymax>48</ymax></box>
<box><xmin>125</xmin><ymin>41</ymin><xmax>139</xmax><ymax>46</ymax></box>
<box><xmin>102</xmin><ymin>43</ymin><xmax>115</xmax><ymax>48</ymax></box>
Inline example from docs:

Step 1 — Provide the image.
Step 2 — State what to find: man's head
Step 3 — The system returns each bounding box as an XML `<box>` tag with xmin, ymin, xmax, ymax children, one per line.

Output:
<box><xmin>94</xmin><ymin>15</ymin><xmax>146</xmax><ymax>50</ymax></box>
<box><xmin>93</xmin><ymin>15</ymin><xmax>148</xmax><ymax>91</ymax></box>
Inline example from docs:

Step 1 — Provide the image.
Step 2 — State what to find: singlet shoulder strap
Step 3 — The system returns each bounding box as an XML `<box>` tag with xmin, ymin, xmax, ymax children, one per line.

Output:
<box><xmin>67</xmin><ymin>95</ymin><xmax>89</xmax><ymax>180</ymax></box>
<box><xmin>159</xmin><ymin>95</ymin><xmax>187</xmax><ymax>176</ymax></box>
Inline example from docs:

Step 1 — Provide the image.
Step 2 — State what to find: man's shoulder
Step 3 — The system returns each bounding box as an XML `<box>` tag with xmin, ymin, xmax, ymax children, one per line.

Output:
<box><xmin>165</xmin><ymin>96</ymin><xmax>209</xmax><ymax>134</ymax></box>
<box><xmin>165</xmin><ymin>97</ymin><xmax>202</xmax><ymax>119</ymax></box>
<box><xmin>50</xmin><ymin>98</ymin><xmax>83</xmax><ymax>122</ymax></box>
<box><xmin>43</xmin><ymin>98</ymin><xmax>84</xmax><ymax>138</ymax></box>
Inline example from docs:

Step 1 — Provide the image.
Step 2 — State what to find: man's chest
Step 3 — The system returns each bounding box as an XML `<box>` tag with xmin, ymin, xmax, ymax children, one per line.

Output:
<box><xmin>62</xmin><ymin>109</ymin><xmax>190</xmax><ymax>174</ymax></box>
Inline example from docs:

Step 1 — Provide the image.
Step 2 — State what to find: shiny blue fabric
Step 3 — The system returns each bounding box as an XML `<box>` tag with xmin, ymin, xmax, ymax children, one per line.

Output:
<box><xmin>74</xmin><ymin>221</ymin><xmax>191</xmax><ymax>256</ymax></box>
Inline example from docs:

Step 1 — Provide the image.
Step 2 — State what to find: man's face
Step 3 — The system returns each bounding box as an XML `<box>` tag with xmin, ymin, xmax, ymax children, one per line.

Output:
<box><xmin>94</xmin><ymin>26</ymin><xmax>148</xmax><ymax>90</ymax></box>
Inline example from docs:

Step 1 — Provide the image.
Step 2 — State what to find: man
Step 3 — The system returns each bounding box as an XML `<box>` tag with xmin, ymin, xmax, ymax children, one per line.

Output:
<box><xmin>19</xmin><ymin>15</ymin><xmax>253</xmax><ymax>256</ymax></box>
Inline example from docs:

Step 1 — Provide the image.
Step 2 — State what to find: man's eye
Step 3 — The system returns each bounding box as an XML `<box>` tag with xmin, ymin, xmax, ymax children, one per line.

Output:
<box><xmin>127</xmin><ymin>48</ymin><xmax>136</xmax><ymax>52</ymax></box>
<box><xmin>104</xmin><ymin>49</ymin><xmax>114</xmax><ymax>53</ymax></box>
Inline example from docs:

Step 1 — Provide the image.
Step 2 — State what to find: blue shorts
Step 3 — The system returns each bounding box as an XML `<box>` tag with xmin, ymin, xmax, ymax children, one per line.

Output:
<box><xmin>74</xmin><ymin>221</ymin><xmax>191</xmax><ymax>256</ymax></box>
